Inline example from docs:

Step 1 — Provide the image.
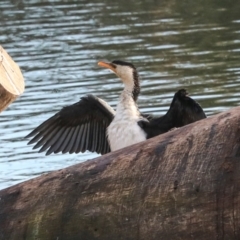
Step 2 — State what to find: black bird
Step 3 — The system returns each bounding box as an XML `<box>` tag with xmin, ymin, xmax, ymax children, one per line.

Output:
<box><xmin>26</xmin><ymin>60</ymin><xmax>206</xmax><ymax>155</ymax></box>
<box><xmin>138</xmin><ymin>89</ymin><xmax>206</xmax><ymax>138</ymax></box>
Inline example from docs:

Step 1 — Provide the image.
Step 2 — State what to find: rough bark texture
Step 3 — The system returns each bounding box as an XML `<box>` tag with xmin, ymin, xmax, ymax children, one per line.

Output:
<box><xmin>0</xmin><ymin>107</ymin><xmax>240</xmax><ymax>240</ymax></box>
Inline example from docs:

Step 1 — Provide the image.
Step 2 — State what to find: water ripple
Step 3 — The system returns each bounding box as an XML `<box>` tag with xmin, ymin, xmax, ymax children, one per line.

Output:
<box><xmin>0</xmin><ymin>0</ymin><xmax>240</xmax><ymax>189</ymax></box>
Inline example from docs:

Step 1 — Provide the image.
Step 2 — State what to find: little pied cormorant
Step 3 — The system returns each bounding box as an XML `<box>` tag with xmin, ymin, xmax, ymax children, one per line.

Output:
<box><xmin>26</xmin><ymin>60</ymin><xmax>206</xmax><ymax>155</ymax></box>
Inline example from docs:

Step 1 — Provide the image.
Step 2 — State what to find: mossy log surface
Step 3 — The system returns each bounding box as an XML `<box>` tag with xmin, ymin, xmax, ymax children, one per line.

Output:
<box><xmin>1</xmin><ymin>107</ymin><xmax>240</xmax><ymax>240</ymax></box>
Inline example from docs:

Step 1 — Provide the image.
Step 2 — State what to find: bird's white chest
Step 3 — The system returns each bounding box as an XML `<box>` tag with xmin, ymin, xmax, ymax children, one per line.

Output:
<box><xmin>107</xmin><ymin>119</ymin><xmax>146</xmax><ymax>151</ymax></box>
<box><xmin>107</xmin><ymin>99</ymin><xmax>147</xmax><ymax>151</ymax></box>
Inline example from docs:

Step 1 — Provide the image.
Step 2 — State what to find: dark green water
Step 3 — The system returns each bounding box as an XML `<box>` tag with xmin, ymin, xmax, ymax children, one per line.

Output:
<box><xmin>0</xmin><ymin>0</ymin><xmax>240</xmax><ymax>189</ymax></box>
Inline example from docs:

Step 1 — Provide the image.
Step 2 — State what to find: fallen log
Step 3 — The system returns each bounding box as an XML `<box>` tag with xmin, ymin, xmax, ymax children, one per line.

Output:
<box><xmin>0</xmin><ymin>107</ymin><xmax>240</xmax><ymax>240</ymax></box>
<box><xmin>0</xmin><ymin>45</ymin><xmax>25</xmax><ymax>113</ymax></box>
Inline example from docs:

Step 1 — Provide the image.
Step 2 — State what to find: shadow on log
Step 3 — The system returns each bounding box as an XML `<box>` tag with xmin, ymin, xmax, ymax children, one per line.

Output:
<box><xmin>0</xmin><ymin>107</ymin><xmax>240</xmax><ymax>240</ymax></box>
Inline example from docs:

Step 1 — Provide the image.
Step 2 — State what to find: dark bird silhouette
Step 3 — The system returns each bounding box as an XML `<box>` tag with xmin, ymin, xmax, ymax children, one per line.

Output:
<box><xmin>138</xmin><ymin>89</ymin><xmax>206</xmax><ymax>138</ymax></box>
<box><xmin>26</xmin><ymin>61</ymin><xmax>206</xmax><ymax>155</ymax></box>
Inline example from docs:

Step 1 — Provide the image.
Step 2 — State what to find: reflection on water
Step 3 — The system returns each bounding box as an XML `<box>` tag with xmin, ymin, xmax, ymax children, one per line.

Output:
<box><xmin>0</xmin><ymin>0</ymin><xmax>240</xmax><ymax>190</ymax></box>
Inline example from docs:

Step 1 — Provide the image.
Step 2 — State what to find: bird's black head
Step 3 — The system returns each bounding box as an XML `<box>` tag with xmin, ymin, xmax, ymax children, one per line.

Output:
<box><xmin>101</xmin><ymin>60</ymin><xmax>140</xmax><ymax>102</ymax></box>
<box><xmin>111</xmin><ymin>60</ymin><xmax>136</xmax><ymax>70</ymax></box>
<box><xmin>112</xmin><ymin>60</ymin><xmax>140</xmax><ymax>102</ymax></box>
<box><xmin>169</xmin><ymin>89</ymin><xmax>189</xmax><ymax>108</ymax></box>
<box><xmin>175</xmin><ymin>89</ymin><xmax>189</xmax><ymax>99</ymax></box>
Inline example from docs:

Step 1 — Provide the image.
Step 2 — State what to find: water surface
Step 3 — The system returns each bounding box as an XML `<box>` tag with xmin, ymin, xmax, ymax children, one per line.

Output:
<box><xmin>0</xmin><ymin>0</ymin><xmax>240</xmax><ymax>189</ymax></box>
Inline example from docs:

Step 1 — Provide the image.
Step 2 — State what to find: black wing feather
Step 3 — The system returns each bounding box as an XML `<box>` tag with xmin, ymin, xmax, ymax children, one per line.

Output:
<box><xmin>26</xmin><ymin>95</ymin><xmax>115</xmax><ymax>155</ymax></box>
<box><xmin>139</xmin><ymin>89</ymin><xmax>206</xmax><ymax>139</ymax></box>
<box><xmin>49</xmin><ymin>128</ymin><xmax>70</xmax><ymax>154</ymax></box>
<box><xmin>68</xmin><ymin>126</ymin><xmax>80</xmax><ymax>154</ymax></box>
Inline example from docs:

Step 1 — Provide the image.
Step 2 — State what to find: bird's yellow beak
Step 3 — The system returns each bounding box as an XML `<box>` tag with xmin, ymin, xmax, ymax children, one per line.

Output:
<box><xmin>98</xmin><ymin>61</ymin><xmax>117</xmax><ymax>73</ymax></box>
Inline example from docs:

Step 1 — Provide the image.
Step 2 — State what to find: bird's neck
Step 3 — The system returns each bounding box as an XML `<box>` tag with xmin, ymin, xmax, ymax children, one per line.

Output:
<box><xmin>113</xmin><ymin>72</ymin><xmax>141</xmax><ymax>119</ymax></box>
<box><xmin>114</xmin><ymin>84</ymin><xmax>140</xmax><ymax>120</ymax></box>
<box><xmin>121</xmin><ymin>74</ymin><xmax>140</xmax><ymax>102</ymax></box>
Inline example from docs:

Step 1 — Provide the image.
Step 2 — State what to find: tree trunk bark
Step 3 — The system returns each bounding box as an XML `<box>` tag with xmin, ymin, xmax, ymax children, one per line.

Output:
<box><xmin>1</xmin><ymin>107</ymin><xmax>240</xmax><ymax>240</ymax></box>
